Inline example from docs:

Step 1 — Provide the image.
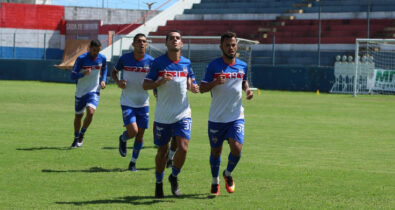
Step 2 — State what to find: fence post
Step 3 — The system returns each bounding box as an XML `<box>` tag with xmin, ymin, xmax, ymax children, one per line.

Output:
<box><xmin>13</xmin><ymin>33</ymin><xmax>16</xmax><ymax>59</ymax></box>
<box><xmin>272</xmin><ymin>31</ymin><xmax>276</xmax><ymax>66</ymax></box>
<box><xmin>318</xmin><ymin>5</ymin><xmax>322</xmax><ymax>67</ymax></box>
<box><xmin>43</xmin><ymin>33</ymin><xmax>47</xmax><ymax>60</ymax></box>
<box><xmin>188</xmin><ymin>38</ymin><xmax>191</xmax><ymax>59</ymax></box>
<box><xmin>367</xmin><ymin>3</ymin><xmax>371</xmax><ymax>38</ymax></box>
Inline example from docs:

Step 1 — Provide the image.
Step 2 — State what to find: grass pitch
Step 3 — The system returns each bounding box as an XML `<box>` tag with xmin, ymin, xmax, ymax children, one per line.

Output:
<box><xmin>0</xmin><ymin>81</ymin><xmax>394</xmax><ymax>209</ymax></box>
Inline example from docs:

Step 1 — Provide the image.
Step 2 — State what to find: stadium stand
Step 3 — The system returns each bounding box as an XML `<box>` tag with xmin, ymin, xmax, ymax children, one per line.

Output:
<box><xmin>149</xmin><ymin>0</ymin><xmax>395</xmax><ymax>67</ymax></box>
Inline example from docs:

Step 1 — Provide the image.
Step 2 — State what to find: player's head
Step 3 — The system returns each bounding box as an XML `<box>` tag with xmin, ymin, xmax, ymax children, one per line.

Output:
<box><xmin>132</xmin><ymin>33</ymin><xmax>148</xmax><ymax>54</ymax></box>
<box><xmin>220</xmin><ymin>31</ymin><xmax>238</xmax><ymax>59</ymax></box>
<box><xmin>89</xmin><ymin>39</ymin><xmax>102</xmax><ymax>59</ymax></box>
<box><xmin>165</xmin><ymin>30</ymin><xmax>183</xmax><ymax>52</ymax></box>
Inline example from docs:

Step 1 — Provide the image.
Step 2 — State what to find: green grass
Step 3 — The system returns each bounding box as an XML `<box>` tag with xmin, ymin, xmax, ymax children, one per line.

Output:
<box><xmin>0</xmin><ymin>80</ymin><xmax>394</xmax><ymax>209</ymax></box>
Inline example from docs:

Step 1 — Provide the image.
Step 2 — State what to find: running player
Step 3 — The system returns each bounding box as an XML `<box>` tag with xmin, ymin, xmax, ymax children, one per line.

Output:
<box><xmin>71</xmin><ymin>39</ymin><xmax>107</xmax><ymax>148</ymax></box>
<box><xmin>111</xmin><ymin>33</ymin><xmax>154</xmax><ymax>171</ymax></box>
<box><xmin>200</xmin><ymin>32</ymin><xmax>253</xmax><ymax>196</ymax></box>
<box><xmin>143</xmin><ymin>30</ymin><xmax>199</xmax><ymax>198</ymax></box>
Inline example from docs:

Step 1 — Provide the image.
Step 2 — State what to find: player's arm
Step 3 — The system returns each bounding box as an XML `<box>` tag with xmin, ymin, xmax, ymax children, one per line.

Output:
<box><xmin>186</xmin><ymin>66</ymin><xmax>199</xmax><ymax>93</ymax></box>
<box><xmin>100</xmin><ymin>58</ymin><xmax>107</xmax><ymax>89</ymax></box>
<box><xmin>242</xmin><ymin>80</ymin><xmax>253</xmax><ymax>100</ymax></box>
<box><xmin>111</xmin><ymin>68</ymin><xmax>126</xmax><ymax>89</ymax></box>
<box><xmin>143</xmin><ymin>69</ymin><xmax>173</xmax><ymax>90</ymax></box>
<box><xmin>100</xmin><ymin>58</ymin><xmax>107</xmax><ymax>82</ymax></box>
<box><xmin>200</xmin><ymin>71</ymin><xmax>226</xmax><ymax>93</ymax></box>
<box><xmin>187</xmin><ymin>77</ymin><xmax>199</xmax><ymax>93</ymax></box>
<box><xmin>71</xmin><ymin>57</ymin><xmax>87</xmax><ymax>80</ymax></box>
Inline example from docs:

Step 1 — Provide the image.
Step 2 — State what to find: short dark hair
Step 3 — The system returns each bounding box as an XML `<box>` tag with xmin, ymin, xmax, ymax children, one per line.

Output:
<box><xmin>133</xmin><ymin>33</ymin><xmax>147</xmax><ymax>43</ymax></box>
<box><xmin>166</xmin><ymin>30</ymin><xmax>182</xmax><ymax>41</ymax></box>
<box><xmin>90</xmin><ymin>39</ymin><xmax>101</xmax><ymax>47</ymax></box>
<box><xmin>220</xmin><ymin>31</ymin><xmax>237</xmax><ymax>44</ymax></box>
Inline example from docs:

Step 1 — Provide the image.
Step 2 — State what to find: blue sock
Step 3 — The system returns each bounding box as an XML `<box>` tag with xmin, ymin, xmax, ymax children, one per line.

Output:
<box><xmin>121</xmin><ymin>131</ymin><xmax>129</xmax><ymax>142</ymax></box>
<box><xmin>226</xmin><ymin>153</ymin><xmax>241</xmax><ymax>173</ymax></box>
<box><xmin>210</xmin><ymin>154</ymin><xmax>221</xmax><ymax>178</ymax></box>
<box><xmin>131</xmin><ymin>140</ymin><xmax>143</xmax><ymax>162</ymax></box>
<box><xmin>155</xmin><ymin>171</ymin><xmax>164</xmax><ymax>183</ymax></box>
<box><xmin>74</xmin><ymin>132</ymin><xmax>80</xmax><ymax>138</ymax></box>
<box><xmin>80</xmin><ymin>128</ymin><xmax>87</xmax><ymax>136</ymax></box>
<box><xmin>171</xmin><ymin>166</ymin><xmax>181</xmax><ymax>177</ymax></box>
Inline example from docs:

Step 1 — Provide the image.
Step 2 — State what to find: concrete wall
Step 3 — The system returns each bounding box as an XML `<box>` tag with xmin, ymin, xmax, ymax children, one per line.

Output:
<box><xmin>65</xmin><ymin>7</ymin><xmax>160</xmax><ymax>25</ymax></box>
<box><xmin>252</xmin><ymin>65</ymin><xmax>335</xmax><ymax>92</ymax></box>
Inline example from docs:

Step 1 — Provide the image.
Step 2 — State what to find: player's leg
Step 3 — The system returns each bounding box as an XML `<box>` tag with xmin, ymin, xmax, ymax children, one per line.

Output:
<box><xmin>128</xmin><ymin>128</ymin><xmax>145</xmax><ymax>171</ymax></box>
<box><xmin>119</xmin><ymin>122</ymin><xmax>138</xmax><ymax>157</ymax></box>
<box><xmin>72</xmin><ymin>113</ymin><xmax>83</xmax><ymax>148</ymax></box>
<box><xmin>78</xmin><ymin>106</ymin><xmax>95</xmax><ymax>147</ymax></box>
<box><xmin>71</xmin><ymin>95</ymin><xmax>85</xmax><ymax>148</ymax></box>
<box><xmin>223</xmin><ymin>120</ymin><xmax>245</xmax><ymax>193</ymax></box>
<box><xmin>128</xmin><ymin>106</ymin><xmax>149</xmax><ymax>171</ymax></box>
<box><xmin>118</xmin><ymin>106</ymin><xmax>138</xmax><ymax>157</ymax></box>
<box><xmin>168</xmin><ymin>118</ymin><xmax>192</xmax><ymax>197</ymax></box>
<box><xmin>153</xmin><ymin>121</ymin><xmax>172</xmax><ymax>198</ymax></box>
<box><xmin>208</xmin><ymin>121</ymin><xmax>226</xmax><ymax>196</ymax></box>
<box><xmin>166</xmin><ymin>137</ymin><xmax>177</xmax><ymax>168</ymax></box>
<box><xmin>77</xmin><ymin>93</ymin><xmax>99</xmax><ymax>147</ymax></box>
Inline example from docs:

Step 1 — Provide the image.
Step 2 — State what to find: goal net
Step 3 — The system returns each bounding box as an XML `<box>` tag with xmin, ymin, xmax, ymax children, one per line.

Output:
<box><xmin>116</xmin><ymin>35</ymin><xmax>259</xmax><ymax>87</ymax></box>
<box><xmin>331</xmin><ymin>39</ymin><xmax>395</xmax><ymax>95</ymax></box>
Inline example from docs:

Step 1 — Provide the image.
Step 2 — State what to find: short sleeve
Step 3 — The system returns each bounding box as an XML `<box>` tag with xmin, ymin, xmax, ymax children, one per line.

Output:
<box><xmin>202</xmin><ymin>62</ymin><xmax>215</xmax><ymax>83</ymax></box>
<box><xmin>145</xmin><ymin>59</ymin><xmax>159</xmax><ymax>81</ymax></box>
<box><xmin>115</xmin><ymin>55</ymin><xmax>123</xmax><ymax>71</ymax></box>
<box><xmin>243</xmin><ymin>64</ymin><xmax>248</xmax><ymax>81</ymax></box>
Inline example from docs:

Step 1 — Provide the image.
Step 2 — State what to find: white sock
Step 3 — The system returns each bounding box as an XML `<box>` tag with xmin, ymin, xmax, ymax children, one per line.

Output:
<box><xmin>224</xmin><ymin>170</ymin><xmax>232</xmax><ymax>177</ymax></box>
<box><xmin>212</xmin><ymin>177</ymin><xmax>219</xmax><ymax>185</ymax></box>
<box><xmin>168</xmin><ymin>149</ymin><xmax>176</xmax><ymax>160</ymax></box>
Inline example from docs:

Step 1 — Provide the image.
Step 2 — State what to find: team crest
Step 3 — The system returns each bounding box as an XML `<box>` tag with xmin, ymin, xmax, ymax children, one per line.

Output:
<box><xmin>212</xmin><ymin>137</ymin><xmax>218</xmax><ymax>144</ymax></box>
<box><xmin>156</xmin><ymin>126</ymin><xmax>163</xmax><ymax>139</ymax></box>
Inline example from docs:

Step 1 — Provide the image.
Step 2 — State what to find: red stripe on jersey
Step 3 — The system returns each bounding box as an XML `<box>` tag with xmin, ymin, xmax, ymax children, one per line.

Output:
<box><xmin>158</xmin><ymin>71</ymin><xmax>188</xmax><ymax>77</ymax></box>
<box><xmin>213</xmin><ymin>73</ymin><xmax>245</xmax><ymax>79</ymax></box>
<box><xmin>82</xmin><ymin>66</ymin><xmax>101</xmax><ymax>70</ymax></box>
<box><xmin>123</xmin><ymin>66</ymin><xmax>149</xmax><ymax>73</ymax></box>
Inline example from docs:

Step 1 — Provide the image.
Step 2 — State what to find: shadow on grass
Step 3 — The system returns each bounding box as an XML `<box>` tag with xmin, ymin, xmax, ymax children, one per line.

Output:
<box><xmin>56</xmin><ymin>193</ymin><xmax>209</xmax><ymax>206</ymax></box>
<box><xmin>16</xmin><ymin>146</ymin><xmax>70</xmax><ymax>151</ymax></box>
<box><xmin>42</xmin><ymin>166</ymin><xmax>154</xmax><ymax>173</ymax></box>
<box><xmin>102</xmin><ymin>145</ymin><xmax>157</xmax><ymax>150</ymax></box>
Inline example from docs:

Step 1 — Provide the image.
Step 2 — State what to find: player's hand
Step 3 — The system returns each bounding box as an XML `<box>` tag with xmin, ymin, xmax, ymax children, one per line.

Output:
<box><xmin>246</xmin><ymin>88</ymin><xmax>253</xmax><ymax>100</ymax></box>
<box><xmin>117</xmin><ymin>80</ymin><xmax>127</xmax><ymax>89</ymax></box>
<box><xmin>191</xmin><ymin>84</ymin><xmax>200</xmax><ymax>93</ymax></box>
<box><xmin>216</xmin><ymin>70</ymin><xmax>226</xmax><ymax>85</ymax></box>
<box><xmin>158</xmin><ymin>70</ymin><xmax>173</xmax><ymax>85</ymax></box>
<box><xmin>83</xmin><ymin>68</ymin><xmax>92</xmax><ymax>76</ymax></box>
<box><xmin>100</xmin><ymin>81</ymin><xmax>106</xmax><ymax>89</ymax></box>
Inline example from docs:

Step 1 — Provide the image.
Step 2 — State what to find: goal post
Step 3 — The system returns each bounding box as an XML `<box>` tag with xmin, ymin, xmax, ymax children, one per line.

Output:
<box><xmin>354</xmin><ymin>38</ymin><xmax>395</xmax><ymax>96</ymax></box>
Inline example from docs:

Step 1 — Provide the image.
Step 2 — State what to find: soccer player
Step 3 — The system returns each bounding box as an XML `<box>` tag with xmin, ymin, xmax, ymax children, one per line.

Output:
<box><xmin>143</xmin><ymin>30</ymin><xmax>199</xmax><ymax>198</ymax></box>
<box><xmin>154</xmin><ymin>88</ymin><xmax>177</xmax><ymax>169</ymax></box>
<box><xmin>111</xmin><ymin>33</ymin><xmax>154</xmax><ymax>171</ymax></box>
<box><xmin>70</xmin><ymin>39</ymin><xmax>107</xmax><ymax>148</ymax></box>
<box><xmin>200</xmin><ymin>32</ymin><xmax>253</xmax><ymax>196</ymax></box>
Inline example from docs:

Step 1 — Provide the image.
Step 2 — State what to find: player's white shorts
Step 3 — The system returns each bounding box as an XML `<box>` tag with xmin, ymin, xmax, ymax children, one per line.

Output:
<box><xmin>121</xmin><ymin>105</ymin><xmax>149</xmax><ymax>128</ymax></box>
<box><xmin>75</xmin><ymin>92</ymin><xmax>99</xmax><ymax>114</ymax></box>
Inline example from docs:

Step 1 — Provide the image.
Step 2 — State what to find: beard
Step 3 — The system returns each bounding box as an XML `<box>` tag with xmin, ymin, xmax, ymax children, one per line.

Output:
<box><xmin>223</xmin><ymin>52</ymin><xmax>235</xmax><ymax>59</ymax></box>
